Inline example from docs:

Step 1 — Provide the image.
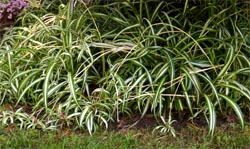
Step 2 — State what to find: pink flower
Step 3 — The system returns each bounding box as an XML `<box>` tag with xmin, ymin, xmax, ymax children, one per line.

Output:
<box><xmin>8</xmin><ymin>13</ymin><xmax>12</xmax><ymax>19</ymax></box>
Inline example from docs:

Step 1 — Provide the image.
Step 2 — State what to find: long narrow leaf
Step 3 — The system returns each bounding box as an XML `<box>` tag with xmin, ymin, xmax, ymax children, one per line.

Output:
<box><xmin>219</xmin><ymin>94</ymin><xmax>244</xmax><ymax>130</ymax></box>
<box><xmin>204</xmin><ymin>94</ymin><xmax>216</xmax><ymax>137</ymax></box>
<box><xmin>17</xmin><ymin>77</ymin><xmax>44</xmax><ymax>105</ymax></box>
<box><xmin>68</xmin><ymin>72</ymin><xmax>81</xmax><ymax>109</ymax></box>
<box><xmin>43</xmin><ymin>62</ymin><xmax>56</xmax><ymax>109</ymax></box>
<box><xmin>218</xmin><ymin>47</ymin><xmax>234</xmax><ymax>78</ymax></box>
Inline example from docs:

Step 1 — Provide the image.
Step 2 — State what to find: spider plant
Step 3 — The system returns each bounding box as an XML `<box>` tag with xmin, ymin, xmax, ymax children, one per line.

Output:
<box><xmin>0</xmin><ymin>0</ymin><xmax>250</xmax><ymax>137</ymax></box>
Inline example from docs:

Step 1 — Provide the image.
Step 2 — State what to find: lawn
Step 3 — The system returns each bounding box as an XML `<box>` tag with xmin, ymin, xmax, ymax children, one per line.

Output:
<box><xmin>1</xmin><ymin>123</ymin><xmax>250</xmax><ymax>148</ymax></box>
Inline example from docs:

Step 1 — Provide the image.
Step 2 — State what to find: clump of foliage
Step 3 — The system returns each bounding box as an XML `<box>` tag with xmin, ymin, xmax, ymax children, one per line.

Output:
<box><xmin>0</xmin><ymin>0</ymin><xmax>250</xmax><ymax>137</ymax></box>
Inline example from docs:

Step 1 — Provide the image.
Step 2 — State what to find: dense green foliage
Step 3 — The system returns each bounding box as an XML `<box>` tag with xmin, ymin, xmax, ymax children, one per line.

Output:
<box><xmin>0</xmin><ymin>0</ymin><xmax>250</xmax><ymax>136</ymax></box>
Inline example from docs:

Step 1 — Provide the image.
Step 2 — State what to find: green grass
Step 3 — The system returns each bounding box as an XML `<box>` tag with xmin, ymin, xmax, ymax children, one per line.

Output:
<box><xmin>1</xmin><ymin>124</ymin><xmax>250</xmax><ymax>148</ymax></box>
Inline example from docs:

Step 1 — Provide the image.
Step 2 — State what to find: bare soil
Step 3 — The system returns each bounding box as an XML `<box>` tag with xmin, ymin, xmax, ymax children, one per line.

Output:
<box><xmin>110</xmin><ymin>110</ymin><xmax>248</xmax><ymax>134</ymax></box>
